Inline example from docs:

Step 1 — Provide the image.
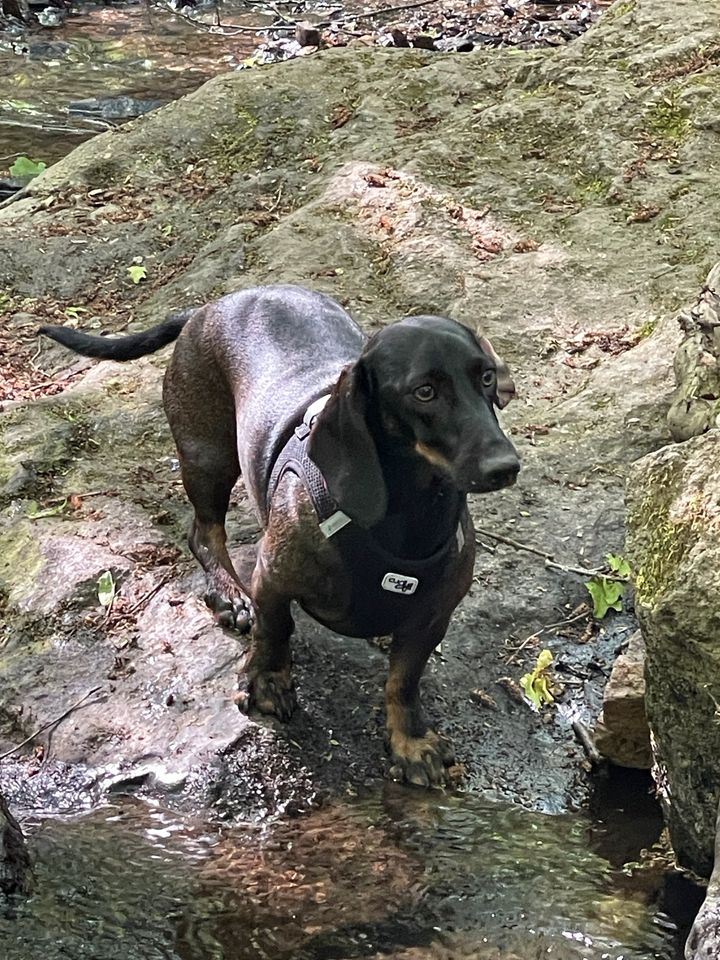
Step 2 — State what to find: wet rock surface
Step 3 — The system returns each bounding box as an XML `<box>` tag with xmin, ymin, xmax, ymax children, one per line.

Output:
<box><xmin>0</xmin><ymin>0</ymin><xmax>719</xmax><ymax>834</ymax></box>
<box><xmin>0</xmin><ymin>792</ymin><xmax>32</xmax><ymax>895</ymax></box>
<box><xmin>686</xmin><ymin>799</ymin><xmax>720</xmax><ymax>959</ymax></box>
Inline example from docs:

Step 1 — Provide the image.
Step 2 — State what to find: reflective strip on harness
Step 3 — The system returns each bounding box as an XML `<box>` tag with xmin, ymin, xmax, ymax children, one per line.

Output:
<box><xmin>319</xmin><ymin>510</ymin><xmax>352</xmax><ymax>539</ymax></box>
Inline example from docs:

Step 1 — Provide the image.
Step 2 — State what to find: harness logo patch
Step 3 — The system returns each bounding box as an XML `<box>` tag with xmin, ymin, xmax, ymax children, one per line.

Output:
<box><xmin>381</xmin><ymin>573</ymin><xmax>419</xmax><ymax>595</ymax></box>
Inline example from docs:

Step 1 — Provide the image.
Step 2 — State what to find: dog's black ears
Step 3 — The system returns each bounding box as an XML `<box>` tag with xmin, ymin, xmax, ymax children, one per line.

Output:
<box><xmin>477</xmin><ymin>335</ymin><xmax>516</xmax><ymax>409</ymax></box>
<box><xmin>308</xmin><ymin>361</ymin><xmax>387</xmax><ymax>529</ymax></box>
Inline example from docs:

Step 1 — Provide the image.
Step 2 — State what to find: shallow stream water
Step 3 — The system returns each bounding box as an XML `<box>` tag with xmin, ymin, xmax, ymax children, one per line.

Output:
<box><xmin>1</xmin><ymin>776</ymin><xmax>701</xmax><ymax>960</ymax></box>
<box><xmin>1</xmin><ymin>1</ymin><xmax>261</xmax><ymax>167</ymax></box>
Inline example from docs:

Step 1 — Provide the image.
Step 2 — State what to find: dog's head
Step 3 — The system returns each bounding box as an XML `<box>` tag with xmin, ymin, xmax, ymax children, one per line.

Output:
<box><xmin>308</xmin><ymin>316</ymin><xmax>520</xmax><ymax>527</ymax></box>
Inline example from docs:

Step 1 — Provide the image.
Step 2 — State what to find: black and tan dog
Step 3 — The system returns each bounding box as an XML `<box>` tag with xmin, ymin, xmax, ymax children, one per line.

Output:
<box><xmin>40</xmin><ymin>285</ymin><xmax>520</xmax><ymax>786</ymax></box>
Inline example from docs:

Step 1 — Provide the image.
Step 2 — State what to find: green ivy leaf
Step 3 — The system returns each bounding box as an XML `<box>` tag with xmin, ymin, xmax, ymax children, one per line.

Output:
<box><xmin>25</xmin><ymin>499</ymin><xmax>68</xmax><ymax>520</ymax></box>
<box><xmin>607</xmin><ymin>553</ymin><xmax>631</xmax><ymax>578</ymax></box>
<box><xmin>10</xmin><ymin>156</ymin><xmax>47</xmax><ymax>179</ymax></box>
<box><xmin>97</xmin><ymin>571</ymin><xmax>116</xmax><ymax>607</ymax></box>
<box><xmin>127</xmin><ymin>264</ymin><xmax>147</xmax><ymax>284</ymax></box>
<box><xmin>586</xmin><ymin>576</ymin><xmax>625</xmax><ymax>619</ymax></box>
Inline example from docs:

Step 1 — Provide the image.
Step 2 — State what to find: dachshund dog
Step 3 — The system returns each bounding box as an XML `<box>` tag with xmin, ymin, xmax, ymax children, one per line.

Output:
<box><xmin>40</xmin><ymin>285</ymin><xmax>520</xmax><ymax>786</ymax></box>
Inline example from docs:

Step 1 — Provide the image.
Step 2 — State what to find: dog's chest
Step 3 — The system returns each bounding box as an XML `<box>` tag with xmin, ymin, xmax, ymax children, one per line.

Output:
<box><xmin>298</xmin><ymin>518</ymin><xmax>465</xmax><ymax>639</ymax></box>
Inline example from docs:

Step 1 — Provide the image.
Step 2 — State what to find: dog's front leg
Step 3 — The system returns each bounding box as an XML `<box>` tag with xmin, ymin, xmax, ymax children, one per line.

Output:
<box><xmin>235</xmin><ymin>544</ymin><xmax>297</xmax><ymax>721</ymax></box>
<box><xmin>386</xmin><ymin>616</ymin><xmax>455</xmax><ymax>788</ymax></box>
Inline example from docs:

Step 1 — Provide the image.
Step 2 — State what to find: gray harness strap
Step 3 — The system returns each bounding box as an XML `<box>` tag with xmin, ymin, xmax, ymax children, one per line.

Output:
<box><xmin>266</xmin><ymin>396</ymin><xmax>342</xmax><ymax>530</ymax></box>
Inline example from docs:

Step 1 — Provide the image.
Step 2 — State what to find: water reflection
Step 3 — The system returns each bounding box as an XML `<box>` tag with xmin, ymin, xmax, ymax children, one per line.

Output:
<box><xmin>0</xmin><ymin>2</ymin><xmax>259</xmax><ymax>165</ymax></box>
<box><xmin>0</xmin><ymin>786</ymin><xmax>689</xmax><ymax>960</ymax></box>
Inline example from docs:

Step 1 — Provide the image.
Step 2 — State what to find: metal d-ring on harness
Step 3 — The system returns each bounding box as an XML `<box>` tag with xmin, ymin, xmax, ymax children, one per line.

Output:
<box><xmin>266</xmin><ymin>396</ymin><xmax>464</xmax><ymax>638</ymax></box>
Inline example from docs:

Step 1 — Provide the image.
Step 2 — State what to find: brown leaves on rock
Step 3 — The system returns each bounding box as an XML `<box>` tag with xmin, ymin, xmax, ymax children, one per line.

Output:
<box><xmin>362</xmin><ymin>168</ymin><xmax>400</xmax><ymax>188</ymax></box>
<box><xmin>626</xmin><ymin>204</ymin><xmax>661</xmax><ymax>224</ymax></box>
<box><xmin>564</xmin><ymin>326</ymin><xmax>641</xmax><ymax>358</ymax></box>
<box><xmin>330</xmin><ymin>103</ymin><xmax>354</xmax><ymax>129</ymax></box>
<box><xmin>513</xmin><ymin>238</ymin><xmax>541</xmax><ymax>253</ymax></box>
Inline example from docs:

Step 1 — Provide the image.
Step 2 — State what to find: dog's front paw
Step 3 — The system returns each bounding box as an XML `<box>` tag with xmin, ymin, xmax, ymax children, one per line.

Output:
<box><xmin>388</xmin><ymin>730</ymin><xmax>456</xmax><ymax>788</ymax></box>
<box><xmin>235</xmin><ymin>668</ymin><xmax>297</xmax><ymax>722</ymax></box>
<box><xmin>204</xmin><ymin>578</ymin><xmax>255</xmax><ymax>634</ymax></box>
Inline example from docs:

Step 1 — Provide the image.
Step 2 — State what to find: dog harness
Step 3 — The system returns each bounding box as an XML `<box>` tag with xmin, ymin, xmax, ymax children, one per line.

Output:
<box><xmin>267</xmin><ymin>397</ymin><xmax>465</xmax><ymax>638</ymax></box>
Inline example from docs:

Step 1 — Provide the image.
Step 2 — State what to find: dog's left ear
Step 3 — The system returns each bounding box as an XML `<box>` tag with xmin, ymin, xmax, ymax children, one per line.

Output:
<box><xmin>308</xmin><ymin>361</ymin><xmax>388</xmax><ymax>529</ymax></box>
<box><xmin>478</xmin><ymin>336</ymin><xmax>516</xmax><ymax>409</ymax></box>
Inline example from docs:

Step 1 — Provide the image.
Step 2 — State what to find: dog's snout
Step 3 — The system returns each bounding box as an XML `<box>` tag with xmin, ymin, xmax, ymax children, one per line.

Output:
<box><xmin>483</xmin><ymin>452</ymin><xmax>521</xmax><ymax>490</ymax></box>
<box><xmin>463</xmin><ymin>447</ymin><xmax>520</xmax><ymax>493</ymax></box>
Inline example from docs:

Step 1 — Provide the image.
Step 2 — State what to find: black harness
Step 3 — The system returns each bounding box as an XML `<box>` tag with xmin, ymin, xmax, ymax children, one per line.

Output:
<box><xmin>267</xmin><ymin>398</ymin><xmax>464</xmax><ymax>638</ymax></box>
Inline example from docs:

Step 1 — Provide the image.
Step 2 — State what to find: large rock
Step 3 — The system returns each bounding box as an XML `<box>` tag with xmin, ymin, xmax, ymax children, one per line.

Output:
<box><xmin>686</xmin><ymin>799</ymin><xmax>720</xmax><ymax>958</ymax></box>
<box><xmin>667</xmin><ymin>264</ymin><xmax>720</xmax><ymax>442</ymax></box>
<box><xmin>0</xmin><ymin>794</ymin><xmax>32</xmax><ymax>895</ymax></box>
<box><xmin>593</xmin><ymin>630</ymin><xmax>652</xmax><ymax>769</ymax></box>
<box><xmin>626</xmin><ymin>428</ymin><xmax>720</xmax><ymax>876</ymax></box>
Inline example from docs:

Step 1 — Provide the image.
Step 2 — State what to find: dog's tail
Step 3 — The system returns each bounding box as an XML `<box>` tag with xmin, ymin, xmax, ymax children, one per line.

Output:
<box><xmin>38</xmin><ymin>308</ymin><xmax>195</xmax><ymax>362</ymax></box>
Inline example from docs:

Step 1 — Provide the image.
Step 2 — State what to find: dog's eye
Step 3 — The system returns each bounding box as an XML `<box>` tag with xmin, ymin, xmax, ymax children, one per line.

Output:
<box><xmin>481</xmin><ymin>370</ymin><xmax>496</xmax><ymax>389</ymax></box>
<box><xmin>413</xmin><ymin>385</ymin><xmax>436</xmax><ymax>402</ymax></box>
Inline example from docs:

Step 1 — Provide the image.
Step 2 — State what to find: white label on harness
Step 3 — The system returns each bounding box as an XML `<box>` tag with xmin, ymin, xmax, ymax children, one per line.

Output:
<box><xmin>320</xmin><ymin>510</ymin><xmax>352</xmax><ymax>539</ymax></box>
<box><xmin>381</xmin><ymin>573</ymin><xmax>419</xmax><ymax>595</ymax></box>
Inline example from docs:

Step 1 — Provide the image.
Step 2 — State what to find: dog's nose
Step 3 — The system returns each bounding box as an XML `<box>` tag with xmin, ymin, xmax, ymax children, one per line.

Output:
<box><xmin>481</xmin><ymin>452</ymin><xmax>520</xmax><ymax>491</ymax></box>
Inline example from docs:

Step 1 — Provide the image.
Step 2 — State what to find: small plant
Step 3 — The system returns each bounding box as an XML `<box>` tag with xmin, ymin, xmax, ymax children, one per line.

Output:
<box><xmin>127</xmin><ymin>263</ymin><xmax>147</xmax><ymax>284</ymax></box>
<box><xmin>25</xmin><ymin>499</ymin><xmax>68</xmax><ymax>521</ymax></box>
<box><xmin>10</xmin><ymin>156</ymin><xmax>46</xmax><ymax>179</ymax></box>
<box><xmin>586</xmin><ymin>553</ymin><xmax>632</xmax><ymax>619</ymax></box>
<box><xmin>97</xmin><ymin>571</ymin><xmax>115</xmax><ymax>607</ymax></box>
<box><xmin>520</xmin><ymin>649</ymin><xmax>557</xmax><ymax>711</ymax></box>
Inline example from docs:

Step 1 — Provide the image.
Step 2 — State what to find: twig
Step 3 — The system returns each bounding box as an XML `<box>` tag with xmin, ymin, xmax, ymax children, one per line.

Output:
<box><xmin>0</xmin><ymin>184</ymin><xmax>30</xmax><ymax>210</ymax></box>
<box><xmin>0</xmin><ymin>687</ymin><xmax>104</xmax><ymax>762</ymax></box>
<box><xmin>504</xmin><ymin>608</ymin><xmax>589</xmax><ymax>664</ymax></box>
<box><xmin>125</xmin><ymin>573</ymin><xmax>173</xmax><ymax>616</ymax></box>
<box><xmin>475</xmin><ymin>529</ymin><xmax>626</xmax><ymax>581</ymax></box>
<box><xmin>322</xmin><ymin>0</ymin><xmax>439</xmax><ymax>24</ymax></box>
<box><xmin>572</xmin><ymin>719</ymin><xmax>604</xmax><ymax>766</ymax></box>
<box><xmin>43</xmin><ymin>489</ymin><xmax>110</xmax><ymax>505</ymax></box>
<box><xmin>157</xmin><ymin>0</ymin><xmax>438</xmax><ymax>37</ymax></box>
<box><xmin>156</xmin><ymin>0</ymin><xmax>292</xmax><ymax>34</ymax></box>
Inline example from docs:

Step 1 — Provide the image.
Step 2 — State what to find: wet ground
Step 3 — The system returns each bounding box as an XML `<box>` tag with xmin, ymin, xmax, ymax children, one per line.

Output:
<box><xmin>0</xmin><ymin>777</ymin><xmax>704</xmax><ymax>960</ymax></box>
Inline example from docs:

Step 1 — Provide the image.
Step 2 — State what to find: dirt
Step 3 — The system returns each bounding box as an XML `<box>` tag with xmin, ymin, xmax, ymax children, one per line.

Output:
<box><xmin>1</xmin><ymin>0</ymin><xmax>719</xmax><ymax>822</ymax></box>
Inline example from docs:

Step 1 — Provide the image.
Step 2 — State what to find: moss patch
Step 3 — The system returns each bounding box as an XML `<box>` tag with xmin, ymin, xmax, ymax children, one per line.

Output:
<box><xmin>628</xmin><ymin>464</ymin><xmax>712</xmax><ymax>607</ymax></box>
<box><xmin>645</xmin><ymin>90</ymin><xmax>691</xmax><ymax>144</ymax></box>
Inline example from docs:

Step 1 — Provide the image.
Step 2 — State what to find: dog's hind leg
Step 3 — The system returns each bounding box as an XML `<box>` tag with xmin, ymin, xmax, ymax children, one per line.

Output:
<box><xmin>163</xmin><ymin>335</ymin><xmax>254</xmax><ymax>633</ymax></box>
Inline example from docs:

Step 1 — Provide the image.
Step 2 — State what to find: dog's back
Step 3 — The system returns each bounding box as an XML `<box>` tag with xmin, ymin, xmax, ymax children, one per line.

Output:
<box><xmin>168</xmin><ymin>285</ymin><xmax>366</xmax><ymax>521</ymax></box>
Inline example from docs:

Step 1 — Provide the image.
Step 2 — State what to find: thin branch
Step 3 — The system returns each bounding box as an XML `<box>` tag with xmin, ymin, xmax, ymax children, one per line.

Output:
<box><xmin>156</xmin><ymin>0</ymin><xmax>439</xmax><ymax>38</ymax></box>
<box><xmin>321</xmin><ymin>0</ymin><xmax>439</xmax><ymax>25</ymax></box>
<box><xmin>572</xmin><ymin>720</ymin><xmax>604</xmax><ymax>766</ymax></box>
<box><xmin>0</xmin><ymin>687</ymin><xmax>104</xmax><ymax>762</ymax></box>
<box><xmin>504</xmin><ymin>608</ymin><xmax>589</xmax><ymax>665</ymax></box>
<box><xmin>475</xmin><ymin>528</ymin><xmax>626</xmax><ymax>581</ymax></box>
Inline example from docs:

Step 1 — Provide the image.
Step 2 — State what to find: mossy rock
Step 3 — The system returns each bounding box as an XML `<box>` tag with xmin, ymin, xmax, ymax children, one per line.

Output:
<box><xmin>626</xmin><ymin>430</ymin><xmax>720</xmax><ymax>876</ymax></box>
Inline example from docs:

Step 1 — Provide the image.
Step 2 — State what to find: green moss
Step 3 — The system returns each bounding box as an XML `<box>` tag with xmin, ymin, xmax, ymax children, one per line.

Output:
<box><xmin>0</xmin><ymin>524</ymin><xmax>43</xmax><ymax>600</ymax></box>
<box><xmin>207</xmin><ymin>107</ymin><xmax>261</xmax><ymax>174</ymax></box>
<box><xmin>574</xmin><ymin>175</ymin><xmax>612</xmax><ymax>205</ymax></box>
<box><xmin>637</xmin><ymin>317</ymin><xmax>658</xmax><ymax>338</ymax></box>
<box><xmin>646</xmin><ymin>92</ymin><xmax>691</xmax><ymax>144</ymax></box>
<box><xmin>628</xmin><ymin>468</ymin><xmax>705</xmax><ymax>607</ymax></box>
<box><xmin>607</xmin><ymin>0</ymin><xmax>636</xmax><ymax>20</ymax></box>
